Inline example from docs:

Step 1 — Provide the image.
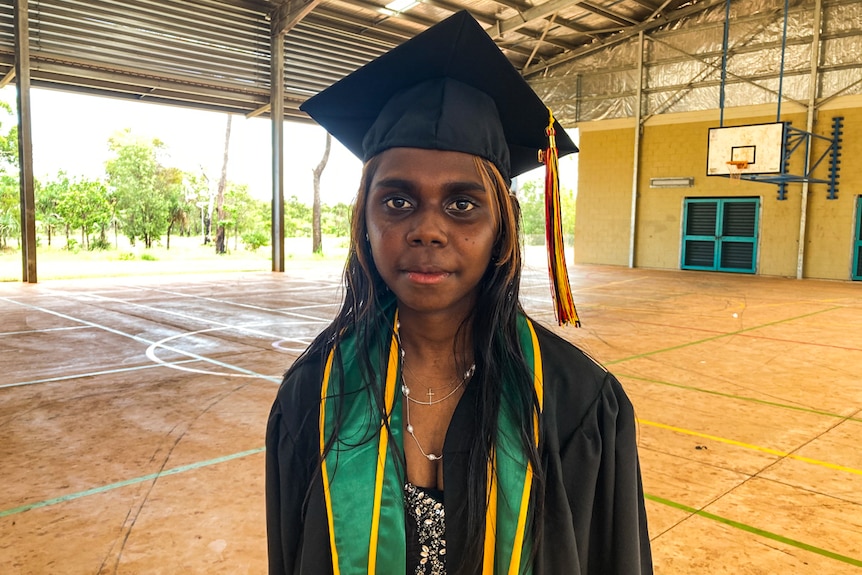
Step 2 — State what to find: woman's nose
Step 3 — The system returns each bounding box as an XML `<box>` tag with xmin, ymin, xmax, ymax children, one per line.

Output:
<box><xmin>406</xmin><ymin>207</ymin><xmax>448</xmax><ymax>246</ymax></box>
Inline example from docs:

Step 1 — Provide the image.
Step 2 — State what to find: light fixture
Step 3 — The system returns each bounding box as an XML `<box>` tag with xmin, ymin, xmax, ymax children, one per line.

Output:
<box><xmin>650</xmin><ymin>177</ymin><xmax>694</xmax><ymax>188</ymax></box>
<box><xmin>382</xmin><ymin>0</ymin><xmax>420</xmax><ymax>14</ymax></box>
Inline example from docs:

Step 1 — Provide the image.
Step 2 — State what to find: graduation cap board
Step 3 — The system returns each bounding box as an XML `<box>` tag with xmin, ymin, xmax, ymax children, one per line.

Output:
<box><xmin>301</xmin><ymin>10</ymin><xmax>580</xmax><ymax>326</ymax></box>
<box><xmin>300</xmin><ymin>9</ymin><xmax>578</xmax><ymax>183</ymax></box>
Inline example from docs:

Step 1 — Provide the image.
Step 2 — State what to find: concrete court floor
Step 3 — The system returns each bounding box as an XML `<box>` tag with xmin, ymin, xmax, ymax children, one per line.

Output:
<box><xmin>0</xmin><ymin>255</ymin><xmax>860</xmax><ymax>574</ymax></box>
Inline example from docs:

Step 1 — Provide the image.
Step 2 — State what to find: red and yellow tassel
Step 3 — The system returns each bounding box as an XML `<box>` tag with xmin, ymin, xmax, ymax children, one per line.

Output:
<box><xmin>540</xmin><ymin>109</ymin><xmax>580</xmax><ymax>327</ymax></box>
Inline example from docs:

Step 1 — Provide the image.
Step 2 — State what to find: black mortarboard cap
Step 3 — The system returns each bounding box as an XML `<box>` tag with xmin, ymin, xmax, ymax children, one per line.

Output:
<box><xmin>299</xmin><ymin>10</ymin><xmax>578</xmax><ymax>183</ymax></box>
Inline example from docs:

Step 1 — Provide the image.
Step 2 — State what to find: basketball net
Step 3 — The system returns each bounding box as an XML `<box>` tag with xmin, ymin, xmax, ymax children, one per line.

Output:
<box><xmin>727</xmin><ymin>160</ymin><xmax>748</xmax><ymax>185</ymax></box>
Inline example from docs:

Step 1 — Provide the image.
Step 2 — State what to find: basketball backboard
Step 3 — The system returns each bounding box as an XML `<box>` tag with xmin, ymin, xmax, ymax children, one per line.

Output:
<box><xmin>707</xmin><ymin>122</ymin><xmax>785</xmax><ymax>177</ymax></box>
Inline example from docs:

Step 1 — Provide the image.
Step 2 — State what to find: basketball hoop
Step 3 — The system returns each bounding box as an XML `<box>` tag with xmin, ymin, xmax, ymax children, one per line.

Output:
<box><xmin>726</xmin><ymin>160</ymin><xmax>749</xmax><ymax>185</ymax></box>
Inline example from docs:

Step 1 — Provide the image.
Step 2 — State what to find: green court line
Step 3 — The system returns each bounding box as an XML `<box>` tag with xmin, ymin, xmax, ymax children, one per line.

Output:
<box><xmin>0</xmin><ymin>447</ymin><xmax>265</xmax><ymax>518</ymax></box>
<box><xmin>5</xmin><ymin>446</ymin><xmax>860</xmax><ymax>570</ymax></box>
<box><xmin>606</xmin><ymin>306</ymin><xmax>841</xmax><ymax>366</ymax></box>
<box><xmin>618</xmin><ymin>373</ymin><xmax>862</xmax><ymax>424</ymax></box>
<box><xmin>645</xmin><ymin>493</ymin><xmax>862</xmax><ymax>568</ymax></box>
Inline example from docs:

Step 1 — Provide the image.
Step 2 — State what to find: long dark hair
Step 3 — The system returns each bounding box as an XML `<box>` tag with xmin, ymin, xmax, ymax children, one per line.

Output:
<box><xmin>296</xmin><ymin>152</ymin><xmax>544</xmax><ymax>571</ymax></box>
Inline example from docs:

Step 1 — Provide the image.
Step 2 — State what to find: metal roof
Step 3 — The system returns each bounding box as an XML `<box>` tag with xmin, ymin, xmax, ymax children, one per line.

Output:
<box><xmin>0</xmin><ymin>0</ymin><xmax>721</xmax><ymax>121</ymax></box>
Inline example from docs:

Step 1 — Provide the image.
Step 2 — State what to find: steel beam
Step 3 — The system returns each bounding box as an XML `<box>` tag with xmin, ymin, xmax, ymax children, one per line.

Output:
<box><xmin>14</xmin><ymin>0</ymin><xmax>37</xmax><ymax>283</ymax></box>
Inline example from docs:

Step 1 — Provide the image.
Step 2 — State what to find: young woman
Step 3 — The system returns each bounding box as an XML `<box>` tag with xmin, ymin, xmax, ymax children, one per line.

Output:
<box><xmin>266</xmin><ymin>11</ymin><xmax>652</xmax><ymax>575</ymax></box>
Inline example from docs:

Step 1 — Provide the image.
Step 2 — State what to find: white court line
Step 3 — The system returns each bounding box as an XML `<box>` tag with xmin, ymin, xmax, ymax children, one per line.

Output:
<box><xmin>0</xmin><ymin>359</ymin><xmax>201</xmax><ymax>389</ymax></box>
<box><xmin>127</xmin><ymin>284</ymin><xmax>340</xmax><ymax>318</ymax></box>
<box><xmin>82</xmin><ymin>292</ymin><xmax>327</xmax><ymax>342</ymax></box>
<box><xmin>0</xmin><ymin>325</ymin><xmax>92</xmax><ymax>337</ymax></box>
<box><xmin>0</xmin><ymin>297</ymin><xmax>281</xmax><ymax>383</ymax></box>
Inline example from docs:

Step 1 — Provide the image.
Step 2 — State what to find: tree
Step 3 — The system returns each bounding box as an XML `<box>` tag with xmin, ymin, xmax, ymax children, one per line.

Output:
<box><xmin>221</xmin><ymin>182</ymin><xmax>260</xmax><ymax>250</ymax></box>
<box><xmin>0</xmin><ymin>174</ymin><xmax>19</xmax><ymax>248</ymax></box>
<box><xmin>160</xmin><ymin>166</ymin><xmax>188</xmax><ymax>250</ymax></box>
<box><xmin>56</xmin><ymin>177</ymin><xmax>111</xmax><ymax>249</ymax></box>
<box><xmin>0</xmin><ymin>100</ymin><xmax>18</xmax><ymax>170</ymax></box>
<box><xmin>37</xmin><ymin>173</ymin><xmax>68</xmax><ymax>246</ymax></box>
<box><xmin>322</xmin><ymin>202</ymin><xmax>351</xmax><ymax>237</ymax></box>
<box><xmin>215</xmin><ymin>114</ymin><xmax>232</xmax><ymax>254</ymax></box>
<box><xmin>0</xmin><ymin>100</ymin><xmax>19</xmax><ymax>249</ymax></box>
<box><xmin>516</xmin><ymin>180</ymin><xmax>576</xmax><ymax>245</ymax></box>
<box><xmin>105</xmin><ymin>130</ymin><xmax>172</xmax><ymax>249</ymax></box>
<box><xmin>285</xmin><ymin>195</ymin><xmax>312</xmax><ymax>237</ymax></box>
<box><xmin>311</xmin><ymin>132</ymin><xmax>331</xmax><ymax>254</ymax></box>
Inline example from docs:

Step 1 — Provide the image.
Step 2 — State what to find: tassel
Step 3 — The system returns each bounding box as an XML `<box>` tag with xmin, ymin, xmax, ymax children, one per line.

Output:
<box><xmin>541</xmin><ymin>109</ymin><xmax>580</xmax><ymax>327</ymax></box>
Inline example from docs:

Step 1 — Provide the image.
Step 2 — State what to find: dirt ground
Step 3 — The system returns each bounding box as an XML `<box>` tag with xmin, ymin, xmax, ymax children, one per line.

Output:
<box><xmin>1</xmin><ymin>254</ymin><xmax>860</xmax><ymax>573</ymax></box>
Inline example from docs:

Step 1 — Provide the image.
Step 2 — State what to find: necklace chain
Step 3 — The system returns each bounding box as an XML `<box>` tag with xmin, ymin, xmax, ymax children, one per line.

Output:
<box><xmin>395</xmin><ymin>321</ymin><xmax>475</xmax><ymax>461</ymax></box>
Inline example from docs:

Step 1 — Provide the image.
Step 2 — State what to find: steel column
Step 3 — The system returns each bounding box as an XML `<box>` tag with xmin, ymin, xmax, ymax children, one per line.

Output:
<box><xmin>629</xmin><ymin>31</ymin><xmax>645</xmax><ymax>269</ymax></box>
<box><xmin>796</xmin><ymin>0</ymin><xmax>822</xmax><ymax>279</ymax></box>
<box><xmin>14</xmin><ymin>0</ymin><xmax>36</xmax><ymax>283</ymax></box>
<box><xmin>270</xmin><ymin>26</ymin><xmax>285</xmax><ymax>273</ymax></box>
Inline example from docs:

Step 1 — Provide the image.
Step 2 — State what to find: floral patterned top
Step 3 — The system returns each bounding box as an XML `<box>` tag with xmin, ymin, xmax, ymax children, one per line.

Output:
<box><xmin>405</xmin><ymin>483</ymin><xmax>446</xmax><ymax>575</ymax></box>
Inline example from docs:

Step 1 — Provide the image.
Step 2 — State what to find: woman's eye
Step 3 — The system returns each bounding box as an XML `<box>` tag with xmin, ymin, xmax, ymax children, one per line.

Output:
<box><xmin>448</xmin><ymin>199</ymin><xmax>476</xmax><ymax>212</ymax></box>
<box><xmin>384</xmin><ymin>197</ymin><xmax>412</xmax><ymax>210</ymax></box>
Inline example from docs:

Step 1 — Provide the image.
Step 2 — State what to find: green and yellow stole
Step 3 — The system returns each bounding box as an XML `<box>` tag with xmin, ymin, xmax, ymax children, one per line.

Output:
<box><xmin>319</xmin><ymin>310</ymin><xmax>543</xmax><ymax>575</ymax></box>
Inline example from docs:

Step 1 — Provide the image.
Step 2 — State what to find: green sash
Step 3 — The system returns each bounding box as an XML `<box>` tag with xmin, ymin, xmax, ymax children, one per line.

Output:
<box><xmin>319</xmin><ymin>311</ymin><xmax>543</xmax><ymax>575</ymax></box>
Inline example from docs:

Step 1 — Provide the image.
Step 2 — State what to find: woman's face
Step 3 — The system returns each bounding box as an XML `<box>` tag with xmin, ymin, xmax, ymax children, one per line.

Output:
<box><xmin>365</xmin><ymin>147</ymin><xmax>498</xmax><ymax>319</ymax></box>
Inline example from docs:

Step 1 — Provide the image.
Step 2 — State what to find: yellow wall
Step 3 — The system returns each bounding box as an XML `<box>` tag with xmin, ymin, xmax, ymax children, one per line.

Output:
<box><xmin>574</xmin><ymin>124</ymin><xmax>635</xmax><ymax>266</ymax></box>
<box><xmin>575</xmin><ymin>99</ymin><xmax>862</xmax><ymax>280</ymax></box>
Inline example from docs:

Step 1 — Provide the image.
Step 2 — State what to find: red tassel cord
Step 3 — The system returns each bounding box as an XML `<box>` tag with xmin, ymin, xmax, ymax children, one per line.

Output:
<box><xmin>541</xmin><ymin>109</ymin><xmax>580</xmax><ymax>327</ymax></box>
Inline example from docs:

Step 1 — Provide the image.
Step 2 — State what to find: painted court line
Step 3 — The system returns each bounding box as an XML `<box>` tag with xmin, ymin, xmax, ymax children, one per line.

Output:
<box><xmin>83</xmin><ymin>292</ymin><xmax>325</xmax><ymax>341</ymax></box>
<box><xmin>0</xmin><ymin>447</ymin><xmax>265</xmax><ymax>518</ymax></box>
<box><xmin>126</xmin><ymin>284</ymin><xmax>338</xmax><ymax>318</ymax></box>
<box><xmin>620</xmin><ymin>373</ymin><xmax>862</xmax><ymax>424</ymax></box>
<box><xmin>638</xmin><ymin>419</ymin><xmax>862</xmax><ymax>476</ymax></box>
<box><xmin>0</xmin><ymin>325</ymin><xmax>92</xmax><ymax>337</ymax></box>
<box><xmin>606</xmin><ymin>307</ymin><xmax>841</xmax><ymax>365</ymax></box>
<box><xmin>2</xmin><ymin>444</ymin><xmax>858</xmax><ymax>570</ymax></box>
<box><xmin>645</xmin><ymin>493</ymin><xmax>862</xmax><ymax>568</ymax></box>
<box><xmin>0</xmin><ymin>359</ymin><xmax>200</xmax><ymax>389</ymax></box>
<box><xmin>1</xmin><ymin>298</ymin><xmax>279</xmax><ymax>383</ymax></box>
<box><xmin>621</xmin><ymin>318</ymin><xmax>862</xmax><ymax>353</ymax></box>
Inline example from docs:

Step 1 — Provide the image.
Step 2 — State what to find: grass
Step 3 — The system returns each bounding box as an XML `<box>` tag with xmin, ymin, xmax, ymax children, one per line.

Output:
<box><xmin>0</xmin><ymin>235</ymin><xmax>351</xmax><ymax>282</ymax></box>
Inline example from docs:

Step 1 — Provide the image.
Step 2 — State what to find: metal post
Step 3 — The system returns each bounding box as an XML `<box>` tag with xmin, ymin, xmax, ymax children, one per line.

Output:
<box><xmin>629</xmin><ymin>31</ymin><xmax>645</xmax><ymax>269</ymax></box>
<box><xmin>14</xmin><ymin>0</ymin><xmax>36</xmax><ymax>283</ymax></box>
<box><xmin>776</xmin><ymin>0</ymin><xmax>790</xmax><ymax>120</ymax></box>
<box><xmin>719</xmin><ymin>0</ymin><xmax>731</xmax><ymax>127</ymax></box>
<box><xmin>796</xmin><ymin>0</ymin><xmax>822</xmax><ymax>279</ymax></box>
<box><xmin>270</xmin><ymin>26</ymin><xmax>285</xmax><ymax>273</ymax></box>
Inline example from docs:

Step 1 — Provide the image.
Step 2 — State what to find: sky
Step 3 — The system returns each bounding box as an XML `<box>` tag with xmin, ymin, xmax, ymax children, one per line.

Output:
<box><xmin>0</xmin><ymin>86</ymin><xmax>577</xmax><ymax>205</ymax></box>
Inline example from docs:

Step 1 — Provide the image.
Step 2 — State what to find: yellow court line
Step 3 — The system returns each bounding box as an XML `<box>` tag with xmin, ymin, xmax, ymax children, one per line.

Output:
<box><xmin>638</xmin><ymin>419</ymin><xmax>862</xmax><ymax>476</ymax></box>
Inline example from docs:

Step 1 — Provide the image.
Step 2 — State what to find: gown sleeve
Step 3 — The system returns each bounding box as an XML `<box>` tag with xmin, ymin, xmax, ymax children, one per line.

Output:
<box><xmin>265</xmin><ymin>356</ymin><xmax>334</xmax><ymax>575</ymax></box>
<box><xmin>534</xmin><ymin>328</ymin><xmax>653</xmax><ymax>575</ymax></box>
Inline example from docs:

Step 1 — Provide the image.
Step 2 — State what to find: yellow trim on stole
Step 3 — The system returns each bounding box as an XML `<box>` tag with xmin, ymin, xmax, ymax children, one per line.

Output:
<box><xmin>368</xmin><ymin>326</ymin><xmax>400</xmax><ymax>573</ymax></box>
<box><xmin>508</xmin><ymin>319</ymin><xmax>544</xmax><ymax>574</ymax></box>
<box><xmin>319</xmin><ymin>349</ymin><xmax>341</xmax><ymax>575</ymax></box>
<box><xmin>483</xmin><ymin>453</ymin><xmax>499</xmax><ymax>574</ymax></box>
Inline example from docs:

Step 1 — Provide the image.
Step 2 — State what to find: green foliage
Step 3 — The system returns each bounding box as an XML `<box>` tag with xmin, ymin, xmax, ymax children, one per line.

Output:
<box><xmin>322</xmin><ymin>202</ymin><xmax>351</xmax><ymax>237</ymax></box>
<box><xmin>221</xmin><ymin>183</ymin><xmax>268</xmax><ymax>249</ymax></box>
<box><xmin>105</xmin><ymin>130</ymin><xmax>173</xmax><ymax>249</ymax></box>
<box><xmin>285</xmin><ymin>195</ymin><xmax>312</xmax><ymax>237</ymax></box>
<box><xmin>0</xmin><ymin>100</ymin><xmax>18</xmax><ymax>170</ymax></box>
<box><xmin>89</xmin><ymin>237</ymin><xmax>112</xmax><ymax>251</ymax></box>
<box><xmin>0</xmin><ymin>173</ymin><xmax>19</xmax><ymax>248</ymax></box>
<box><xmin>516</xmin><ymin>179</ymin><xmax>576</xmax><ymax>245</ymax></box>
<box><xmin>118</xmin><ymin>251</ymin><xmax>136</xmax><ymax>261</ymax></box>
<box><xmin>37</xmin><ymin>173</ymin><xmax>68</xmax><ymax>246</ymax></box>
<box><xmin>242</xmin><ymin>230</ymin><xmax>269</xmax><ymax>251</ymax></box>
<box><xmin>140</xmin><ymin>252</ymin><xmax>157</xmax><ymax>261</ymax></box>
<box><xmin>56</xmin><ymin>176</ymin><xmax>112</xmax><ymax>249</ymax></box>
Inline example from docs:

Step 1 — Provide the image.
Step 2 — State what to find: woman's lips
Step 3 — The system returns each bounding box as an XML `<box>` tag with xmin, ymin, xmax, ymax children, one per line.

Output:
<box><xmin>405</xmin><ymin>269</ymin><xmax>451</xmax><ymax>284</ymax></box>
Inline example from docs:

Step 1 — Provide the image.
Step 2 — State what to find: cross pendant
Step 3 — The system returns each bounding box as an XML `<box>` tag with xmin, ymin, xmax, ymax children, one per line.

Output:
<box><xmin>427</xmin><ymin>388</ymin><xmax>434</xmax><ymax>402</ymax></box>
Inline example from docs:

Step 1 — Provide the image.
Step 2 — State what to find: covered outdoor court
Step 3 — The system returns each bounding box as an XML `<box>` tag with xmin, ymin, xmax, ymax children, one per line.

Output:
<box><xmin>1</xmin><ymin>255</ymin><xmax>860</xmax><ymax>574</ymax></box>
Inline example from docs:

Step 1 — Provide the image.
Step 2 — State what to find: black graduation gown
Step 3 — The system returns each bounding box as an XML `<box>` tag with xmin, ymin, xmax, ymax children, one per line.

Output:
<box><xmin>265</xmin><ymin>321</ymin><xmax>653</xmax><ymax>575</ymax></box>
